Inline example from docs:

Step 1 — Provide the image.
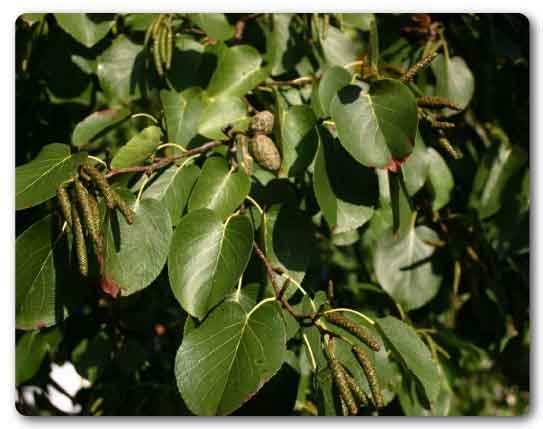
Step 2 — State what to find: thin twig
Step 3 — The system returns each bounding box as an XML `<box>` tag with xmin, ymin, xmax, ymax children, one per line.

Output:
<box><xmin>105</xmin><ymin>140</ymin><xmax>225</xmax><ymax>179</ymax></box>
<box><xmin>253</xmin><ymin>241</ymin><xmax>314</xmax><ymax>320</ymax></box>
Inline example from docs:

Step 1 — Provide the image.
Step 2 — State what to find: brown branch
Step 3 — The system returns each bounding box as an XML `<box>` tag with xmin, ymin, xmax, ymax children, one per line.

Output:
<box><xmin>264</xmin><ymin>75</ymin><xmax>319</xmax><ymax>87</ymax></box>
<box><xmin>105</xmin><ymin>140</ymin><xmax>225</xmax><ymax>179</ymax></box>
<box><xmin>253</xmin><ymin>241</ymin><xmax>314</xmax><ymax>320</ymax></box>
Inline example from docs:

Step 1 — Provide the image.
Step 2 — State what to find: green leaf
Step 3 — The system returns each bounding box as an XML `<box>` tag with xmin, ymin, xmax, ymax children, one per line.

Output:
<box><xmin>432</xmin><ymin>54</ymin><xmax>475</xmax><ymax>115</ymax></box>
<box><xmin>468</xmin><ymin>143</ymin><xmax>527</xmax><ymax>219</ymax></box>
<box><xmin>96</xmin><ymin>35</ymin><xmax>145</xmax><ymax>104</ymax></box>
<box><xmin>16</xmin><ymin>144</ymin><xmax>87</xmax><ymax>210</ymax></box>
<box><xmin>206</xmin><ymin>45</ymin><xmax>268</xmax><ymax>99</ymax></box>
<box><xmin>313</xmin><ymin>127</ymin><xmax>376</xmax><ymax>233</ymax></box>
<box><xmin>143</xmin><ymin>164</ymin><xmax>200</xmax><ymax>226</ymax></box>
<box><xmin>318</xmin><ymin>26</ymin><xmax>364</xmax><ymax>67</ymax></box>
<box><xmin>16</xmin><ymin>216</ymin><xmax>69</xmax><ymax>329</ymax></box>
<box><xmin>340</xmin><ymin>13</ymin><xmax>375</xmax><ymax>31</ymax></box>
<box><xmin>110</xmin><ymin>126</ymin><xmax>162</xmax><ymax>169</ymax></box>
<box><xmin>103</xmin><ymin>199</ymin><xmax>172</xmax><ymax>297</ymax></box>
<box><xmin>311</xmin><ymin>65</ymin><xmax>351</xmax><ymax>118</ymax></box>
<box><xmin>376</xmin><ymin>316</ymin><xmax>441</xmax><ymax>405</ymax></box>
<box><xmin>426</xmin><ymin>148</ymin><xmax>454</xmax><ymax>211</ymax></box>
<box><xmin>401</xmin><ymin>132</ymin><xmax>429</xmax><ymax>196</ymax></box>
<box><xmin>374</xmin><ymin>225</ymin><xmax>442</xmax><ymax>311</ymax></box>
<box><xmin>168</xmin><ymin>209</ymin><xmax>254</xmax><ymax>319</ymax></box>
<box><xmin>160</xmin><ymin>88</ymin><xmax>206</xmax><ymax>148</ymax></box>
<box><xmin>279</xmin><ymin>105</ymin><xmax>318</xmax><ymax>177</ymax></box>
<box><xmin>330</xmin><ymin>79</ymin><xmax>418</xmax><ymax>168</ymax></box>
<box><xmin>72</xmin><ymin>107</ymin><xmax>130</xmax><ymax>148</ymax></box>
<box><xmin>188</xmin><ymin>13</ymin><xmax>234</xmax><ymax>41</ymax></box>
<box><xmin>55</xmin><ymin>13</ymin><xmax>114</xmax><ymax>48</ymax></box>
<box><xmin>175</xmin><ymin>300</ymin><xmax>286</xmax><ymax>415</ymax></box>
<box><xmin>16</xmin><ymin>328</ymin><xmax>62</xmax><ymax>385</ymax></box>
<box><xmin>263</xmin><ymin>204</ymin><xmax>315</xmax><ymax>285</ymax></box>
<box><xmin>197</xmin><ymin>96</ymin><xmax>249</xmax><ymax>140</ymax></box>
<box><xmin>188</xmin><ymin>157</ymin><xmax>250</xmax><ymax>220</ymax></box>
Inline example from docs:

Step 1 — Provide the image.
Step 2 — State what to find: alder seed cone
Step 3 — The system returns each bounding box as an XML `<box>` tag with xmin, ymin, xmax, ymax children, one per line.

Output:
<box><xmin>251</xmin><ymin>110</ymin><xmax>275</xmax><ymax>135</ymax></box>
<box><xmin>250</xmin><ymin>134</ymin><xmax>281</xmax><ymax>172</ymax></box>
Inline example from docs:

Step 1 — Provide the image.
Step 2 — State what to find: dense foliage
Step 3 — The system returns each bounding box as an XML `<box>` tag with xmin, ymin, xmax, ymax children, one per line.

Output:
<box><xmin>15</xmin><ymin>13</ymin><xmax>529</xmax><ymax>416</ymax></box>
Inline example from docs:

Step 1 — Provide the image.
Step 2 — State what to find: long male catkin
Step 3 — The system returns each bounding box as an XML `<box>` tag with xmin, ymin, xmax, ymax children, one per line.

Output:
<box><xmin>56</xmin><ymin>184</ymin><xmax>72</xmax><ymax>227</ymax></box>
<box><xmin>324</xmin><ymin>312</ymin><xmax>381</xmax><ymax>352</ymax></box>
<box><xmin>82</xmin><ymin>164</ymin><xmax>116</xmax><ymax>209</ymax></box>
<box><xmin>75</xmin><ymin>179</ymin><xmax>102</xmax><ymax>253</ymax></box>
<box><xmin>345</xmin><ymin>372</ymin><xmax>369</xmax><ymax>407</ymax></box>
<box><xmin>71</xmin><ymin>194</ymin><xmax>88</xmax><ymax>277</ymax></box>
<box><xmin>352</xmin><ymin>345</ymin><xmax>384</xmax><ymax>409</ymax></box>
<box><xmin>114</xmin><ymin>194</ymin><xmax>135</xmax><ymax>225</ymax></box>
<box><xmin>417</xmin><ymin>95</ymin><xmax>461</xmax><ymax>111</ymax></box>
<box><xmin>330</xmin><ymin>358</ymin><xmax>358</xmax><ymax>416</ymax></box>
<box><xmin>400</xmin><ymin>52</ymin><xmax>437</xmax><ymax>82</ymax></box>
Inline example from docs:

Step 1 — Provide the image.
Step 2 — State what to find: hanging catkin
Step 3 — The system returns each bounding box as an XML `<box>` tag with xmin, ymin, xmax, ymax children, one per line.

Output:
<box><xmin>324</xmin><ymin>312</ymin><xmax>381</xmax><ymax>352</ymax></box>
<box><xmin>352</xmin><ymin>345</ymin><xmax>384</xmax><ymax>409</ymax></box>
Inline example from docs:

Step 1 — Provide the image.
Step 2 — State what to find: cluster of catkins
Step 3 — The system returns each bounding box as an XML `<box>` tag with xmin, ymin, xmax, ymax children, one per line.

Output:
<box><xmin>237</xmin><ymin>110</ymin><xmax>281</xmax><ymax>175</ymax></box>
<box><xmin>56</xmin><ymin>163</ymin><xmax>134</xmax><ymax>277</ymax></box>
<box><xmin>320</xmin><ymin>306</ymin><xmax>384</xmax><ymax>416</ymax></box>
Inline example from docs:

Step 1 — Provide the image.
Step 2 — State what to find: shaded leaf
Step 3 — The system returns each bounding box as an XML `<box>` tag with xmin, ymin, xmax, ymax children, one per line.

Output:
<box><xmin>16</xmin><ymin>328</ymin><xmax>62</xmax><ymax>385</ymax></box>
<box><xmin>401</xmin><ymin>132</ymin><xmax>429</xmax><ymax>196</ymax></box>
<box><xmin>16</xmin><ymin>216</ymin><xmax>69</xmax><ymax>329</ymax></box>
<box><xmin>311</xmin><ymin>65</ymin><xmax>351</xmax><ymax>118</ymax></box>
<box><xmin>374</xmin><ymin>225</ymin><xmax>442</xmax><ymax>311</ymax></box>
<box><xmin>313</xmin><ymin>127</ymin><xmax>376</xmax><ymax>233</ymax></box>
<box><xmin>432</xmin><ymin>54</ymin><xmax>475</xmax><ymax>115</ymax></box>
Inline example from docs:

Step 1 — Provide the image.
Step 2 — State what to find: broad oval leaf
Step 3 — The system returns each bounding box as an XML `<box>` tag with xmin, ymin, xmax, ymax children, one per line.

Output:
<box><xmin>168</xmin><ymin>209</ymin><xmax>254</xmax><ymax>319</ymax></box>
<box><xmin>103</xmin><ymin>198</ymin><xmax>172</xmax><ymax>297</ymax></box>
<box><xmin>314</xmin><ymin>127</ymin><xmax>376</xmax><ymax>233</ymax></box>
<box><xmin>206</xmin><ymin>45</ymin><xmax>268</xmax><ymax>99</ymax></box>
<box><xmin>160</xmin><ymin>87</ymin><xmax>205</xmax><ymax>148</ymax></box>
<box><xmin>16</xmin><ymin>216</ymin><xmax>70</xmax><ymax>329</ymax></box>
<box><xmin>16</xmin><ymin>144</ymin><xmax>87</xmax><ymax>210</ymax></box>
<box><xmin>175</xmin><ymin>300</ymin><xmax>286</xmax><ymax>415</ymax></box>
<box><xmin>188</xmin><ymin>157</ymin><xmax>250</xmax><ymax>220</ymax></box>
<box><xmin>261</xmin><ymin>14</ymin><xmax>303</xmax><ymax>76</ymax></box>
<box><xmin>374</xmin><ymin>225</ymin><xmax>442</xmax><ymax>311</ymax></box>
<box><xmin>72</xmin><ymin>107</ymin><xmax>130</xmax><ymax>148</ymax></box>
<box><xmin>55</xmin><ymin>13</ymin><xmax>114</xmax><ymax>48</ymax></box>
<box><xmin>97</xmin><ymin>36</ymin><xmax>145</xmax><ymax>104</ymax></box>
<box><xmin>110</xmin><ymin>125</ymin><xmax>162</xmax><ymax>169</ymax></box>
<box><xmin>426</xmin><ymin>147</ymin><xmax>454</xmax><ymax>211</ymax></box>
<box><xmin>330</xmin><ymin>79</ymin><xmax>418</xmax><ymax>169</ymax></box>
<box><xmin>197</xmin><ymin>96</ymin><xmax>249</xmax><ymax>140</ymax></box>
<box><xmin>432</xmin><ymin>54</ymin><xmax>475</xmax><ymax>115</ymax></box>
<box><xmin>188</xmin><ymin>13</ymin><xmax>234</xmax><ymax>41</ymax></box>
<box><xmin>143</xmin><ymin>163</ymin><xmax>200</xmax><ymax>225</ymax></box>
<box><xmin>319</xmin><ymin>26</ymin><xmax>364</xmax><ymax>67</ymax></box>
<box><xmin>377</xmin><ymin>316</ymin><xmax>441</xmax><ymax>405</ymax></box>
